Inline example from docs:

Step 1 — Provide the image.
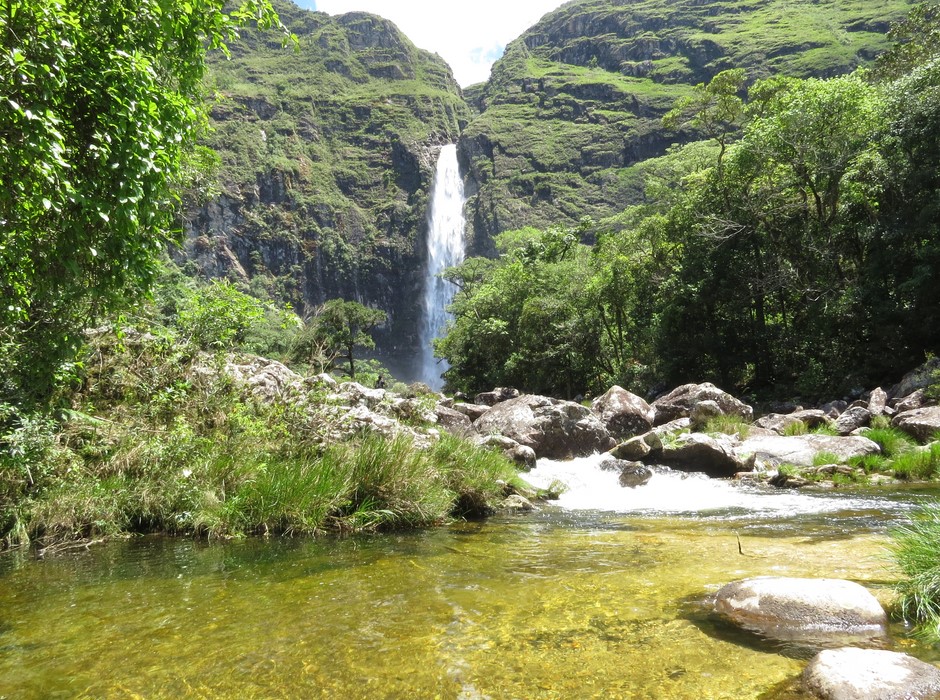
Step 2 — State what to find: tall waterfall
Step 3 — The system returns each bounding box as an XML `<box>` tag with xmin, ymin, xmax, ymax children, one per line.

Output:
<box><xmin>419</xmin><ymin>144</ymin><xmax>466</xmax><ymax>390</ymax></box>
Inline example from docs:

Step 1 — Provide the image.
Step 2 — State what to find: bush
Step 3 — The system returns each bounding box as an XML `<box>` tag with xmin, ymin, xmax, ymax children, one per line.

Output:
<box><xmin>865</xmin><ymin>426</ymin><xmax>917</xmax><ymax>458</ymax></box>
<box><xmin>892</xmin><ymin>502</ymin><xmax>940</xmax><ymax>640</ymax></box>
<box><xmin>892</xmin><ymin>444</ymin><xmax>940</xmax><ymax>481</ymax></box>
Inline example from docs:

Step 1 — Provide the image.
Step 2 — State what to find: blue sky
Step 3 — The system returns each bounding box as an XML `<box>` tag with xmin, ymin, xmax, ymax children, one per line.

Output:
<box><xmin>297</xmin><ymin>1</ymin><xmax>567</xmax><ymax>86</ymax></box>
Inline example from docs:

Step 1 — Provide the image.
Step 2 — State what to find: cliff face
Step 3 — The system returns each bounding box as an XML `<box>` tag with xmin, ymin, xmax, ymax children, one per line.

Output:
<box><xmin>182</xmin><ymin>1</ymin><xmax>470</xmax><ymax>378</ymax></box>
<box><xmin>460</xmin><ymin>0</ymin><xmax>913</xmax><ymax>240</ymax></box>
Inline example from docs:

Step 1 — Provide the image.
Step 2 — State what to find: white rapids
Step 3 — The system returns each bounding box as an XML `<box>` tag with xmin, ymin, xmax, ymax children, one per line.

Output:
<box><xmin>523</xmin><ymin>453</ymin><xmax>912</xmax><ymax>519</ymax></box>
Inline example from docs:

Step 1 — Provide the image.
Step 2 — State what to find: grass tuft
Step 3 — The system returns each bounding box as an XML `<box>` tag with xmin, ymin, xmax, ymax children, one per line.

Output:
<box><xmin>892</xmin><ymin>502</ymin><xmax>940</xmax><ymax>641</ymax></box>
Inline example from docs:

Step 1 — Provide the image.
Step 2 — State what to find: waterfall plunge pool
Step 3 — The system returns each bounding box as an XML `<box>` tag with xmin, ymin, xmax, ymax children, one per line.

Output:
<box><xmin>1</xmin><ymin>458</ymin><xmax>937</xmax><ymax>699</ymax></box>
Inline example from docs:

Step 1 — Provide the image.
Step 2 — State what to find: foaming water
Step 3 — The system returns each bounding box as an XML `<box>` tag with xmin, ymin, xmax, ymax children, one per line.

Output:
<box><xmin>524</xmin><ymin>453</ymin><xmax>921</xmax><ymax>522</ymax></box>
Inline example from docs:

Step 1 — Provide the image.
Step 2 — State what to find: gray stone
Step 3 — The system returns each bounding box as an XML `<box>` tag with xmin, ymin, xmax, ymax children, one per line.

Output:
<box><xmin>502</xmin><ymin>494</ymin><xmax>535</xmax><ymax>512</ymax></box>
<box><xmin>618</xmin><ymin>463</ymin><xmax>653</xmax><ymax>488</ymax></box>
<box><xmin>452</xmin><ymin>402</ymin><xmax>490</xmax><ymax>422</ymax></box>
<box><xmin>474</xmin><ymin>387</ymin><xmax>520</xmax><ymax>406</ymax></box>
<box><xmin>651</xmin><ymin>417</ymin><xmax>691</xmax><ymax>437</ymax></box>
<box><xmin>715</xmin><ymin>577</ymin><xmax>888</xmax><ymax>644</ymax></box>
<box><xmin>473</xmin><ymin>394</ymin><xmax>615</xmax><ymax>459</ymax></box>
<box><xmin>820</xmin><ymin>400</ymin><xmax>848</xmax><ymax>418</ymax></box>
<box><xmin>835</xmin><ymin>406</ymin><xmax>871</xmax><ymax>435</ymax></box>
<box><xmin>434</xmin><ymin>405</ymin><xmax>473</xmax><ymax>437</ymax></box>
<box><xmin>802</xmin><ymin>647</ymin><xmax>940</xmax><ymax>700</ymax></box>
<box><xmin>609</xmin><ymin>432</ymin><xmax>663</xmax><ymax>461</ymax></box>
<box><xmin>505</xmin><ymin>444</ymin><xmax>537</xmax><ymax>471</ymax></box>
<box><xmin>868</xmin><ymin>387</ymin><xmax>888</xmax><ymax>416</ymax></box>
<box><xmin>736</xmin><ymin>434</ymin><xmax>881</xmax><ymax>468</ymax></box>
<box><xmin>591</xmin><ymin>385</ymin><xmax>655</xmax><ymax>440</ymax></box>
<box><xmin>895</xmin><ymin>389</ymin><xmax>927</xmax><ymax>413</ymax></box>
<box><xmin>755</xmin><ymin>409</ymin><xmax>831</xmax><ymax>435</ymax></box>
<box><xmin>893</xmin><ymin>406</ymin><xmax>940</xmax><ymax>442</ymax></box>
<box><xmin>890</xmin><ymin>357</ymin><xmax>940</xmax><ymax>400</ymax></box>
<box><xmin>652</xmin><ymin>382</ymin><xmax>754</xmax><ymax>425</ymax></box>
<box><xmin>656</xmin><ymin>432</ymin><xmax>754</xmax><ymax>478</ymax></box>
<box><xmin>338</xmin><ymin>381</ymin><xmax>386</xmax><ymax>409</ymax></box>
<box><xmin>690</xmin><ymin>399</ymin><xmax>723</xmax><ymax>430</ymax></box>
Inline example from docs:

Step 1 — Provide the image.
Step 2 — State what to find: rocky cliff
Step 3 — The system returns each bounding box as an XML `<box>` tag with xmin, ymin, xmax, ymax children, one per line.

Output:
<box><xmin>182</xmin><ymin>1</ymin><xmax>470</xmax><ymax>379</ymax></box>
<box><xmin>459</xmin><ymin>0</ymin><xmax>913</xmax><ymax>239</ymax></box>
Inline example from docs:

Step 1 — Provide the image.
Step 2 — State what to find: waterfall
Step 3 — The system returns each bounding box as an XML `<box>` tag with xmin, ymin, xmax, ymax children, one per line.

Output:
<box><xmin>419</xmin><ymin>144</ymin><xmax>466</xmax><ymax>390</ymax></box>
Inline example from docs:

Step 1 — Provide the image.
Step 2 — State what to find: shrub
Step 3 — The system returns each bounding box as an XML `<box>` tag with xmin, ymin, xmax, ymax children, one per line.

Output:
<box><xmin>892</xmin><ymin>502</ymin><xmax>940</xmax><ymax>640</ymax></box>
<box><xmin>865</xmin><ymin>426</ymin><xmax>917</xmax><ymax>458</ymax></box>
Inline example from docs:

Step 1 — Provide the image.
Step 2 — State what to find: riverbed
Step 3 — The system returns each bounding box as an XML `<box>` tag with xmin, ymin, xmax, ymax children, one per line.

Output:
<box><xmin>1</xmin><ymin>459</ymin><xmax>937</xmax><ymax>699</ymax></box>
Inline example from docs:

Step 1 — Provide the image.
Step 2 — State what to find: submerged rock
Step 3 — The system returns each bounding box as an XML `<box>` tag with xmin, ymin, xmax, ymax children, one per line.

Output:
<box><xmin>714</xmin><ymin>577</ymin><xmax>887</xmax><ymax>644</ymax></box>
<box><xmin>802</xmin><ymin>647</ymin><xmax>940</xmax><ymax>700</ymax></box>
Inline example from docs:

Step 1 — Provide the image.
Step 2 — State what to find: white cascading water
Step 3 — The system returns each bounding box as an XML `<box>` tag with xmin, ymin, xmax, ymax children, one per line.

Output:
<box><xmin>419</xmin><ymin>144</ymin><xmax>466</xmax><ymax>390</ymax></box>
<box><xmin>524</xmin><ymin>453</ymin><xmax>909</xmax><ymax>519</ymax></box>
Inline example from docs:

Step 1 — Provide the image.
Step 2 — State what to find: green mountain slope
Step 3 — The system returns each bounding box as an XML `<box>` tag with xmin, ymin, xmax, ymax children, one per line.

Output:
<box><xmin>182</xmin><ymin>1</ymin><xmax>470</xmax><ymax>377</ymax></box>
<box><xmin>460</xmin><ymin>0</ymin><xmax>913</xmax><ymax>239</ymax></box>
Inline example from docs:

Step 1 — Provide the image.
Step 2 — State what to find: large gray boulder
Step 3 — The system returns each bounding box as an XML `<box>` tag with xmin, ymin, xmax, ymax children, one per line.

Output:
<box><xmin>735</xmin><ymin>434</ymin><xmax>880</xmax><ymax>468</ymax></box>
<box><xmin>652</xmin><ymin>382</ymin><xmax>753</xmax><ymax>425</ymax></box>
<box><xmin>891</xmin><ymin>357</ymin><xmax>940</xmax><ymax>400</ymax></box>
<box><xmin>591</xmin><ymin>385</ymin><xmax>655</xmax><ymax>440</ymax></box>
<box><xmin>802</xmin><ymin>648</ymin><xmax>940</xmax><ymax>700</ymax></box>
<box><xmin>609</xmin><ymin>432</ymin><xmax>663</xmax><ymax>461</ymax></box>
<box><xmin>474</xmin><ymin>387</ymin><xmax>520</xmax><ymax>406</ymax></box>
<box><xmin>434</xmin><ymin>405</ymin><xmax>473</xmax><ymax>438</ymax></box>
<box><xmin>868</xmin><ymin>387</ymin><xmax>889</xmax><ymax>416</ymax></box>
<box><xmin>655</xmin><ymin>433</ymin><xmax>754</xmax><ymax>478</ymax></box>
<box><xmin>715</xmin><ymin>577</ymin><xmax>888</xmax><ymax>644</ymax></box>
<box><xmin>451</xmin><ymin>402</ymin><xmax>490</xmax><ymax>422</ymax></box>
<box><xmin>474</xmin><ymin>395</ymin><xmax>615</xmax><ymax>459</ymax></box>
<box><xmin>893</xmin><ymin>406</ymin><xmax>940</xmax><ymax>442</ymax></box>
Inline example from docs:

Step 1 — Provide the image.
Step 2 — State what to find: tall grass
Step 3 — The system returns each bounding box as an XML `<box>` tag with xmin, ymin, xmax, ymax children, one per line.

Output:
<box><xmin>865</xmin><ymin>426</ymin><xmax>917</xmax><ymax>458</ymax></box>
<box><xmin>891</xmin><ymin>444</ymin><xmax>940</xmax><ymax>481</ymax></box>
<box><xmin>702</xmin><ymin>414</ymin><xmax>751</xmax><ymax>438</ymax></box>
<box><xmin>892</xmin><ymin>502</ymin><xmax>940</xmax><ymax>640</ymax></box>
<box><xmin>2</xmin><ymin>329</ymin><xmax>522</xmax><ymax>547</ymax></box>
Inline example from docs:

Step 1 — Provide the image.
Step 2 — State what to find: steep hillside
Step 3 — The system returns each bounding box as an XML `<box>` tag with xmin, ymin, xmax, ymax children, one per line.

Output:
<box><xmin>460</xmin><ymin>0</ymin><xmax>913</xmax><ymax>240</ymax></box>
<box><xmin>182</xmin><ymin>1</ymin><xmax>470</xmax><ymax>378</ymax></box>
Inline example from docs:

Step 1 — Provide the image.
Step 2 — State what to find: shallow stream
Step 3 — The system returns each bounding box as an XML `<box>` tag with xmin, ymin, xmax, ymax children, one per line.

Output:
<box><xmin>2</xmin><ymin>457</ymin><xmax>938</xmax><ymax>699</ymax></box>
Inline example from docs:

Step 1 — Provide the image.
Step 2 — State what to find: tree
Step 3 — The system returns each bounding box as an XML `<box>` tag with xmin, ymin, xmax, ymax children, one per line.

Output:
<box><xmin>0</xmin><ymin>0</ymin><xmax>285</xmax><ymax>405</ymax></box>
<box><xmin>308</xmin><ymin>299</ymin><xmax>386</xmax><ymax>380</ymax></box>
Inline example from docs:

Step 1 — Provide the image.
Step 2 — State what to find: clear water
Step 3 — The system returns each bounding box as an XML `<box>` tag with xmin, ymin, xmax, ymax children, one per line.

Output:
<box><xmin>1</xmin><ymin>471</ymin><xmax>937</xmax><ymax>699</ymax></box>
<box><xmin>419</xmin><ymin>144</ymin><xmax>466</xmax><ymax>390</ymax></box>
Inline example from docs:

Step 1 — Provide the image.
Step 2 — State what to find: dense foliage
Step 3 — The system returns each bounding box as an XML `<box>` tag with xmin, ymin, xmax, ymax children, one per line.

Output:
<box><xmin>0</xmin><ymin>0</ymin><xmax>283</xmax><ymax>405</ymax></box>
<box><xmin>439</xmin><ymin>35</ymin><xmax>940</xmax><ymax>399</ymax></box>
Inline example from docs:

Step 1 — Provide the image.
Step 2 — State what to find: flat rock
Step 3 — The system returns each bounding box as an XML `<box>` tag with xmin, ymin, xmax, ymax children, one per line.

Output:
<box><xmin>893</xmin><ymin>406</ymin><xmax>940</xmax><ymax>442</ymax></box>
<box><xmin>715</xmin><ymin>577</ymin><xmax>887</xmax><ymax>644</ymax></box>
<box><xmin>735</xmin><ymin>434</ymin><xmax>880</xmax><ymax>468</ymax></box>
<box><xmin>802</xmin><ymin>647</ymin><xmax>940</xmax><ymax>700</ymax></box>
<box><xmin>452</xmin><ymin>402</ymin><xmax>490</xmax><ymax>422</ymax></box>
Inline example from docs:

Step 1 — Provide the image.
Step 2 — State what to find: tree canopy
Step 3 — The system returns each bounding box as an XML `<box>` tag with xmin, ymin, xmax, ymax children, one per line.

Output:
<box><xmin>0</xmin><ymin>0</ymin><xmax>284</xmax><ymax>405</ymax></box>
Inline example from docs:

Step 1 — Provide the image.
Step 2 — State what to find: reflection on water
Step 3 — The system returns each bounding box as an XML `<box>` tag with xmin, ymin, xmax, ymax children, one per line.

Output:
<box><xmin>0</xmin><ymin>466</ymin><xmax>937</xmax><ymax>699</ymax></box>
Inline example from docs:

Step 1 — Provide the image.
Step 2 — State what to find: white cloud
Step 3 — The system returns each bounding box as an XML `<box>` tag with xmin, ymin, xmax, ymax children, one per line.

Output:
<box><xmin>299</xmin><ymin>0</ymin><xmax>567</xmax><ymax>86</ymax></box>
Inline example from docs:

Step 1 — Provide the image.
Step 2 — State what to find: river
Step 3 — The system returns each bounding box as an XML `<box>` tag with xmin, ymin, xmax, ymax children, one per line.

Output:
<box><xmin>1</xmin><ymin>458</ymin><xmax>937</xmax><ymax>699</ymax></box>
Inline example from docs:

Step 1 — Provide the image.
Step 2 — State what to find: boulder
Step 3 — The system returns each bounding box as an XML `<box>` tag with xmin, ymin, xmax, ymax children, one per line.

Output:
<box><xmin>473</xmin><ymin>395</ymin><xmax>615</xmax><ymax>459</ymax></box>
<box><xmin>452</xmin><ymin>402</ymin><xmax>490</xmax><ymax>422</ymax></box>
<box><xmin>609</xmin><ymin>432</ymin><xmax>663</xmax><ymax>461</ymax></box>
<box><xmin>474</xmin><ymin>387</ymin><xmax>520</xmax><ymax>406</ymax></box>
<box><xmin>715</xmin><ymin>577</ymin><xmax>888</xmax><ymax>644</ymax></box>
<box><xmin>598</xmin><ymin>457</ymin><xmax>653</xmax><ymax>488</ymax></box>
<box><xmin>893</xmin><ymin>406</ymin><xmax>940</xmax><ymax>442</ymax></box>
<box><xmin>890</xmin><ymin>357</ymin><xmax>940</xmax><ymax>400</ymax></box>
<box><xmin>690</xmin><ymin>400</ymin><xmax>723</xmax><ymax>430</ymax></box>
<box><xmin>651</xmin><ymin>417</ymin><xmax>691</xmax><ymax>437</ymax></box>
<box><xmin>434</xmin><ymin>405</ymin><xmax>473</xmax><ymax>438</ymax></box>
<box><xmin>834</xmin><ymin>406</ymin><xmax>871</xmax><ymax>435</ymax></box>
<box><xmin>652</xmin><ymin>382</ymin><xmax>753</xmax><ymax>426</ymax></box>
<box><xmin>505</xmin><ymin>444</ymin><xmax>537</xmax><ymax>470</ymax></box>
<box><xmin>755</xmin><ymin>410</ymin><xmax>831</xmax><ymax>434</ymax></box>
<box><xmin>820</xmin><ymin>400</ymin><xmax>848</xmax><ymax>418</ymax></box>
<box><xmin>868</xmin><ymin>387</ymin><xmax>888</xmax><ymax>416</ymax></box>
<box><xmin>337</xmin><ymin>381</ymin><xmax>386</xmax><ymax>409</ymax></box>
<box><xmin>895</xmin><ymin>389</ymin><xmax>928</xmax><ymax>413</ymax></box>
<box><xmin>655</xmin><ymin>433</ymin><xmax>754</xmax><ymax>478</ymax></box>
<box><xmin>223</xmin><ymin>356</ymin><xmax>302</xmax><ymax>402</ymax></box>
<box><xmin>501</xmin><ymin>494</ymin><xmax>535</xmax><ymax>512</ymax></box>
<box><xmin>802</xmin><ymin>648</ymin><xmax>940</xmax><ymax>700</ymax></box>
<box><xmin>591</xmin><ymin>385</ymin><xmax>655</xmax><ymax>440</ymax></box>
<box><xmin>735</xmin><ymin>434</ymin><xmax>881</xmax><ymax>468</ymax></box>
